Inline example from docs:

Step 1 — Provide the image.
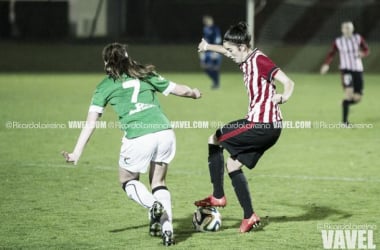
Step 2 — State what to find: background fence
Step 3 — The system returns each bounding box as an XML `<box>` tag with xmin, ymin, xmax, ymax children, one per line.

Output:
<box><xmin>0</xmin><ymin>0</ymin><xmax>379</xmax><ymax>72</ymax></box>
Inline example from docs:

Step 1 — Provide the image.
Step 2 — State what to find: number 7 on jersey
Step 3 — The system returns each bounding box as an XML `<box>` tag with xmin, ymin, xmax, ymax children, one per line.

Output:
<box><xmin>122</xmin><ymin>79</ymin><xmax>140</xmax><ymax>103</ymax></box>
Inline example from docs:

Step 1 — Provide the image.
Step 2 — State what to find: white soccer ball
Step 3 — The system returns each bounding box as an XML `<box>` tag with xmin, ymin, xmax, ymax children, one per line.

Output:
<box><xmin>192</xmin><ymin>207</ymin><xmax>222</xmax><ymax>232</ymax></box>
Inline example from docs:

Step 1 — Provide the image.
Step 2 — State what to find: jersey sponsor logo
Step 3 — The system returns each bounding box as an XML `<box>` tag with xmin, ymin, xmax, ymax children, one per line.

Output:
<box><xmin>129</xmin><ymin>103</ymin><xmax>156</xmax><ymax>115</ymax></box>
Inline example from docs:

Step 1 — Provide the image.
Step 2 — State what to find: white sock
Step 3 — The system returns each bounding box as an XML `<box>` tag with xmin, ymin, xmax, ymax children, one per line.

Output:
<box><xmin>153</xmin><ymin>188</ymin><xmax>173</xmax><ymax>232</ymax></box>
<box><xmin>124</xmin><ymin>180</ymin><xmax>156</xmax><ymax>208</ymax></box>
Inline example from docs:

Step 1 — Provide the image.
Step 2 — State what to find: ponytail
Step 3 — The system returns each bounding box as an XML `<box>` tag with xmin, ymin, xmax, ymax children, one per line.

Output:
<box><xmin>102</xmin><ymin>43</ymin><xmax>155</xmax><ymax>80</ymax></box>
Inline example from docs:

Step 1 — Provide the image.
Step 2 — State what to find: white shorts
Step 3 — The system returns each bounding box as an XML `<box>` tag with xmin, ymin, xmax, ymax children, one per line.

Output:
<box><xmin>119</xmin><ymin>129</ymin><xmax>176</xmax><ymax>173</ymax></box>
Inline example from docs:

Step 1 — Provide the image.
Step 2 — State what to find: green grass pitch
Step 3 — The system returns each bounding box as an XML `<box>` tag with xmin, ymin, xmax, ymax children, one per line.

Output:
<box><xmin>0</xmin><ymin>72</ymin><xmax>379</xmax><ymax>249</ymax></box>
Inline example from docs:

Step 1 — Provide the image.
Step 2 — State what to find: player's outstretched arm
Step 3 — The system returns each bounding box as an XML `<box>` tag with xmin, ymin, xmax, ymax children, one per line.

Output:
<box><xmin>62</xmin><ymin>111</ymin><xmax>100</xmax><ymax>165</ymax></box>
<box><xmin>170</xmin><ymin>84</ymin><xmax>202</xmax><ymax>99</ymax></box>
<box><xmin>272</xmin><ymin>70</ymin><xmax>295</xmax><ymax>104</ymax></box>
<box><xmin>320</xmin><ymin>42</ymin><xmax>337</xmax><ymax>74</ymax></box>
<box><xmin>198</xmin><ymin>39</ymin><xmax>230</xmax><ymax>57</ymax></box>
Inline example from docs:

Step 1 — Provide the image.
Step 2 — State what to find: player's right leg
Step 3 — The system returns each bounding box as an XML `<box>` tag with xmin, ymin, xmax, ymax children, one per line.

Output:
<box><xmin>150</xmin><ymin>162</ymin><xmax>175</xmax><ymax>246</ymax></box>
<box><xmin>194</xmin><ymin>134</ymin><xmax>227</xmax><ymax>207</ymax></box>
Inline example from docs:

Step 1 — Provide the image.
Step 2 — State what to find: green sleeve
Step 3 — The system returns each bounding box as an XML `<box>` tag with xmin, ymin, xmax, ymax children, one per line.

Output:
<box><xmin>145</xmin><ymin>74</ymin><xmax>176</xmax><ymax>96</ymax></box>
<box><xmin>89</xmin><ymin>82</ymin><xmax>108</xmax><ymax>113</ymax></box>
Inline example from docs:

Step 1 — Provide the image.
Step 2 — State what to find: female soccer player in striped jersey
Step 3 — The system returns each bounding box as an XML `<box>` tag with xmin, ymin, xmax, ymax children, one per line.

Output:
<box><xmin>62</xmin><ymin>43</ymin><xmax>201</xmax><ymax>246</ymax></box>
<box><xmin>320</xmin><ymin>21</ymin><xmax>369</xmax><ymax>125</ymax></box>
<box><xmin>194</xmin><ymin>22</ymin><xmax>295</xmax><ymax>233</ymax></box>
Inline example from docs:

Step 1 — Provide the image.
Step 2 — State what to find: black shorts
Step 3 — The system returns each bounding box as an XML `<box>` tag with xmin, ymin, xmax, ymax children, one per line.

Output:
<box><xmin>341</xmin><ymin>70</ymin><xmax>364</xmax><ymax>94</ymax></box>
<box><xmin>215</xmin><ymin>119</ymin><xmax>282</xmax><ymax>169</ymax></box>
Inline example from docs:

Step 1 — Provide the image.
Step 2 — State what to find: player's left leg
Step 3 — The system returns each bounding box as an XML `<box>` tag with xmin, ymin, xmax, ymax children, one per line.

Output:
<box><xmin>341</xmin><ymin>71</ymin><xmax>364</xmax><ymax>124</ymax></box>
<box><xmin>222</xmin><ymin>122</ymin><xmax>281</xmax><ymax>233</ymax></box>
<box><xmin>226</xmin><ymin>157</ymin><xmax>261</xmax><ymax>233</ymax></box>
<box><xmin>149</xmin><ymin>129</ymin><xmax>176</xmax><ymax>246</ymax></box>
<box><xmin>342</xmin><ymin>86</ymin><xmax>363</xmax><ymax>125</ymax></box>
<box><xmin>204</xmin><ymin>66</ymin><xmax>219</xmax><ymax>89</ymax></box>
<box><xmin>351</xmin><ymin>71</ymin><xmax>363</xmax><ymax>106</ymax></box>
<box><xmin>209</xmin><ymin>55</ymin><xmax>222</xmax><ymax>89</ymax></box>
<box><xmin>119</xmin><ymin>134</ymin><xmax>157</xmax><ymax>209</ymax></box>
<box><xmin>119</xmin><ymin>168</ymin><xmax>156</xmax><ymax>208</ymax></box>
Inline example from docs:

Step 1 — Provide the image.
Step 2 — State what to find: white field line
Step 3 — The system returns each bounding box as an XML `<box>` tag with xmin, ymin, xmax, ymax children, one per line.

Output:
<box><xmin>8</xmin><ymin>162</ymin><xmax>380</xmax><ymax>183</ymax></box>
<box><xmin>254</xmin><ymin>174</ymin><xmax>380</xmax><ymax>183</ymax></box>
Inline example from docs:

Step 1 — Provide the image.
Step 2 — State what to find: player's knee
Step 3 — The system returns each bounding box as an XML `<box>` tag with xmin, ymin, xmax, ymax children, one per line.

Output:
<box><xmin>121</xmin><ymin>179</ymin><xmax>132</xmax><ymax>191</ymax></box>
<box><xmin>120</xmin><ymin>177</ymin><xmax>139</xmax><ymax>191</ymax></box>
<box><xmin>345</xmin><ymin>94</ymin><xmax>354</xmax><ymax>100</ymax></box>
<box><xmin>344</xmin><ymin>88</ymin><xmax>354</xmax><ymax>99</ymax></box>
<box><xmin>226</xmin><ymin>157</ymin><xmax>243</xmax><ymax>173</ymax></box>
<box><xmin>152</xmin><ymin>185</ymin><xmax>168</xmax><ymax>194</ymax></box>
<box><xmin>151</xmin><ymin>179</ymin><xmax>166</xmax><ymax>190</ymax></box>
<box><xmin>353</xmin><ymin>94</ymin><xmax>362</xmax><ymax>103</ymax></box>
<box><xmin>208</xmin><ymin>134</ymin><xmax>219</xmax><ymax>145</ymax></box>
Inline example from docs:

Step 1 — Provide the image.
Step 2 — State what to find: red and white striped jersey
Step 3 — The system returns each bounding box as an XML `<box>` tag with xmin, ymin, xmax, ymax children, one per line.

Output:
<box><xmin>324</xmin><ymin>34</ymin><xmax>369</xmax><ymax>72</ymax></box>
<box><xmin>240</xmin><ymin>49</ymin><xmax>282</xmax><ymax>123</ymax></box>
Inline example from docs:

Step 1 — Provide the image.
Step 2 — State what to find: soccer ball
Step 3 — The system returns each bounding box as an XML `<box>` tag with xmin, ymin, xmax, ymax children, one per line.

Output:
<box><xmin>192</xmin><ymin>207</ymin><xmax>222</xmax><ymax>232</ymax></box>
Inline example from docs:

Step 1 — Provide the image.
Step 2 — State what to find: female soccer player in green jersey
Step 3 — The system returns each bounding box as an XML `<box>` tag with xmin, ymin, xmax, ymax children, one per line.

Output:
<box><xmin>62</xmin><ymin>43</ymin><xmax>201</xmax><ymax>246</ymax></box>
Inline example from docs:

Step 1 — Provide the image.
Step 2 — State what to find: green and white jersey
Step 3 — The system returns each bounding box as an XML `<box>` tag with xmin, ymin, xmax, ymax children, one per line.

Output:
<box><xmin>89</xmin><ymin>73</ymin><xmax>176</xmax><ymax>139</ymax></box>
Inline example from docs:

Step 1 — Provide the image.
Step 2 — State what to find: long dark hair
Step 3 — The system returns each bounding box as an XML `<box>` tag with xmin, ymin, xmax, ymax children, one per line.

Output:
<box><xmin>102</xmin><ymin>43</ymin><xmax>155</xmax><ymax>80</ymax></box>
<box><xmin>223</xmin><ymin>22</ymin><xmax>251</xmax><ymax>47</ymax></box>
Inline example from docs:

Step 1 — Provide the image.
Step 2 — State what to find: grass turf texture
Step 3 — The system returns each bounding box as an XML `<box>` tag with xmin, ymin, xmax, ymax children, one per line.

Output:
<box><xmin>0</xmin><ymin>73</ymin><xmax>379</xmax><ymax>249</ymax></box>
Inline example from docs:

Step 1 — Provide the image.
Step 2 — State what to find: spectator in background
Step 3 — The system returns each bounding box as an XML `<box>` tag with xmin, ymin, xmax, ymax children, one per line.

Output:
<box><xmin>200</xmin><ymin>15</ymin><xmax>222</xmax><ymax>89</ymax></box>
<box><xmin>320</xmin><ymin>21</ymin><xmax>369</xmax><ymax>125</ymax></box>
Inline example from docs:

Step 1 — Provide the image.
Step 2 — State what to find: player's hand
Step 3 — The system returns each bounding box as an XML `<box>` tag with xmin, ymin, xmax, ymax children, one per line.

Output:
<box><xmin>320</xmin><ymin>64</ymin><xmax>329</xmax><ymax>74</ymax></box>
<box><xmin>192</xmin><ymin>88</ymin><xmax>202</xmax><ymax>99</ymax></box>
<box><xmin>198</xmin><ymin>39</ymin><xmax>209</xmax><ymax>52</ymax></box>
<box><xmin>358</xmin><ymin>51</ymin><xmax>367</xmax><ymax>58</ymax></box>
<box><xmin>61</xmin><ymin>151</ymin><xmax>79</xmax><ymax>165</ymax></box>
<box><xmin>272</xmin><ymin>94</ymin><xmax>286</xmax><ymax>104</ymax></box>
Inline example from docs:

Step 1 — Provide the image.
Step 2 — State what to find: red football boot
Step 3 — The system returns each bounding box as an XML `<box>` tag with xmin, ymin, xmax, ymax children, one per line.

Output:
<box><xmin>194</xmin><ymin>195</ymin><xmax>227</xmax><ymax>207</ymax></box>
<box><xmin>239</xmin><ymin>213</ymin><xmax>261</xmax><ymax>233</ymax></box>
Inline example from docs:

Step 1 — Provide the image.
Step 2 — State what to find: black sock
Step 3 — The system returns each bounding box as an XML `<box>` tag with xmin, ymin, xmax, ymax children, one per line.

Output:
<box><xmin>229</xmin><ymin>170</ymin><xmax>254</xmax><ymax>219</ymax></box>
<box><xmin>208</xmin><ymin>144</ymin><xmax>224</xmax><ymax>198</ymax></box>
<box><xmin>342</xmin><ymin>100</ymin><xmax>350</xmax><ymax>123</ymax></box>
